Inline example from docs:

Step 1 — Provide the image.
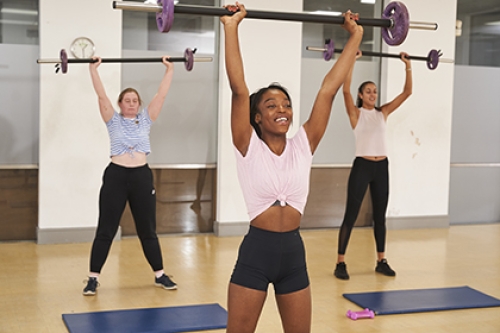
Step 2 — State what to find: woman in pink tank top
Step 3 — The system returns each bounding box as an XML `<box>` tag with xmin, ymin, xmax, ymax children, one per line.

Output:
<box><xmin>333</xmin><ymin>50</ymin><xmax>412</xmax><ymax>281</ymax></box>
<box><xmin>221</xmin><ymin>3</ymin><xmax>363</xmax><ymax>332</ymax></box>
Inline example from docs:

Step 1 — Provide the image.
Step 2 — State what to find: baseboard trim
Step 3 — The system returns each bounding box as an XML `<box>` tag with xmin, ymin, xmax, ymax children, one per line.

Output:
<box><xmin>213</xmin><ymin>221</ymin><xmax>249</xmax><ymax>237</ymax></box>
<box><xmin>37</xmin><ymin>227</ymin><xmax>121</xmax><ymax>244</ymax></box>
<box><xmin>386</xmin><ymin>215</ymin><xmax>449</xmax><ymax>230</ymax></box>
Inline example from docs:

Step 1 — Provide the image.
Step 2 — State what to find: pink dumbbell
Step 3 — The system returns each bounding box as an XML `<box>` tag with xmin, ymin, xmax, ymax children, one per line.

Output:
<box><xmin>346</xmin><ymin>308</ymin><xmax>375</xmax><ymax>320</ymax></box>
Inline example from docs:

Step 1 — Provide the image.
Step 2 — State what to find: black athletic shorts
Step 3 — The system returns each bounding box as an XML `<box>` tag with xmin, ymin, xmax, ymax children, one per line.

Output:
<box><xmin>230</xmin><ymin>225</ymin><xmax>309</xmax><ymax>295</ymax></box>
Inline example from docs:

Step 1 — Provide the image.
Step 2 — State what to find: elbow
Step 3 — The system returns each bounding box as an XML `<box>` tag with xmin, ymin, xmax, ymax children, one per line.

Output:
<box><xmin>319</xmin><ymin>85</ymin><xmax>340</xmax><ymax>99</ymax></box>
<box><xmin>231</xmin><ymin>90</ymin><xmax>249</xmax><ymax>102</ymax></box>
<box><xmin>230</xmin><ymin>85</ymin><xmax>249</xmax><ymax>97</ymax></box>
<box><xmin>342</xmin><ymin>90</ymin><xmax>352</xmax><ymax>100</ymax></box>
<box><xmin>403</xmin><ymin>86</ymin><xmax>412</xmax><ymax>98</ymax></box>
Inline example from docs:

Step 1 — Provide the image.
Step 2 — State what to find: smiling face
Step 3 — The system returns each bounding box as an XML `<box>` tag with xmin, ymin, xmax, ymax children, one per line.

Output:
<box><xmin>118</xmin><ymin>88</ymin><xmax>142</xmax><ymax>118</ymax></box>
<box><xmin>358</xmin><ymin>82</ymin><xmax>378</xmax><ymax>110</ymax></box>
<box><xmin>254</xmin><ymin>88</ymin><xmax>293</xmax><ymax>137</ymax></box>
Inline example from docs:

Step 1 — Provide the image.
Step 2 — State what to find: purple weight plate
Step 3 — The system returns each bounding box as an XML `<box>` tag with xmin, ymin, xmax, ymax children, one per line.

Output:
<box><xmin>381</xmin><ymin>1</ymin><xmax>409</xmax><ymax>46</ymax></box>
<box><xmin>156</xmin><ymin>0</ymin><xmax>175</xmax><ymax>33</ymax></box>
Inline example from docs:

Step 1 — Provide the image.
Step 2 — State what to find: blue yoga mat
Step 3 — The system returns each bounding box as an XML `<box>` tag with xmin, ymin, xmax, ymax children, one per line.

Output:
<box><xmin>62</xmin><ymin>303</ymin><xmax>227</xmax><ymax>333</ymax></box>
<box><xmin>343</xmin><ymin>286</ymin><xmax>500</xmax><ymax>315</ymax></box>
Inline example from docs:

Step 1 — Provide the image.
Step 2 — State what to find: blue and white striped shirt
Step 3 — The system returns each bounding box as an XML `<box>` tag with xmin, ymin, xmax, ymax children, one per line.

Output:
<box><xmin>106</xmin><ymin>109</ymin><xmax>152</xmax><ymax>157</ymax></box>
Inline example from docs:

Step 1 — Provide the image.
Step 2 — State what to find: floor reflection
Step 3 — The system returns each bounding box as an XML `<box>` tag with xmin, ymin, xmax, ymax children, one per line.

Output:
<box><xmin>120</xmin><ymin>168</ymin><xmax>215</xmax><ymax>236</ymax></box>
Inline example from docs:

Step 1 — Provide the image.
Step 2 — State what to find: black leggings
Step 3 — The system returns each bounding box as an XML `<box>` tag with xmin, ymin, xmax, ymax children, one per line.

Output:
<box><xmin>337</xmin><ymin>157</ymin><xmax>389</xmax><ymax>255</ymax></box>
<box><xmin>89</xmin><ymin>163</ymin><xmax>163</xmax><ymax>273</ymax></box>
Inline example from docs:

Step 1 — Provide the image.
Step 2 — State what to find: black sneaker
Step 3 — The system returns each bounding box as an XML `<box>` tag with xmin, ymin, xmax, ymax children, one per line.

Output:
<box><xmin>375</xmin><ymin>259</ymin><xmax>396</xmax><ymax>276</ymax></box>
<box><xmin>334</xmin><ymin>262</ymin><xmax>350</xmax><ymax>280</ymax></box>
<box><xmin>155</xmin><ymin>274</ymin><xmax>177</xmax><ymax>290</ymax></box>
<box><xmin>83</xmin><ymin>277</ymin><xmax>99</xmax><ymax>296</ymax></box>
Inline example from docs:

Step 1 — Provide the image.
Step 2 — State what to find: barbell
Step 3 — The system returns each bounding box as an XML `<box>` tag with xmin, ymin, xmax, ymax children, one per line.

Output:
<box><xmin>112</xmin><ymin>0</ymin><xmax>438</xmax><ymax>46</ymax></box>
<box><xmin>36</xmin><ymin>48</ymin><xmax>213</xmax><ymax>74</ymax></box>
<box><xmin>306</xmin><ymin>39</ymin><xmax>454</xmax><ymax>70</ymax></box>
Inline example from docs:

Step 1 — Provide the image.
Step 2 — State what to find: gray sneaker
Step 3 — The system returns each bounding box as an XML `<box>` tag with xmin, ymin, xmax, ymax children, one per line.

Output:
<box><xmin>155</xmin><ymin>274</ymin><xmax>177</xmax><ymax>290</ymax></box>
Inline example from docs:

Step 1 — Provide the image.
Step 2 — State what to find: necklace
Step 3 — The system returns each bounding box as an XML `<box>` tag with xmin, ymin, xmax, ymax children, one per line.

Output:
<box><xmin>120</xmin><ymin>113</ymin><xmax>139</xmax><ymax>124</ymax></box>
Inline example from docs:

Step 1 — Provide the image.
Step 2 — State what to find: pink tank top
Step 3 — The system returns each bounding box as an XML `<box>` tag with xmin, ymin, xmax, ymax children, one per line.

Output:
<box><xmin>353</xmin><ymin>107</ymin><xmax>387</xmax><ymax>156</ymax></box>
<box><xmin>234</xmin><ymin>126</ymin><xmax>313</xmax><ymax>221</ymax></box>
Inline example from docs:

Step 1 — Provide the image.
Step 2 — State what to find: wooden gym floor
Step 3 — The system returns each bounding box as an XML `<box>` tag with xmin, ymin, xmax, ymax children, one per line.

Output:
<box><xmin>1</xmin><ymin>223</ymin><xmax>499</xmax><ymax>332</ymax></box>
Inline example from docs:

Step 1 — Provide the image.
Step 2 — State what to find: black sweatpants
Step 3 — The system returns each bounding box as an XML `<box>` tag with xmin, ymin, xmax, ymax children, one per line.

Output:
<box><xmin>89</xmin><ymin>163</ymin><xmax>163</xmax><ymax>273</ymax></box>
<box><xmin>337</xmin><ymin>157</ymin><xmax>389</xmax><ymax>255</ymax></box>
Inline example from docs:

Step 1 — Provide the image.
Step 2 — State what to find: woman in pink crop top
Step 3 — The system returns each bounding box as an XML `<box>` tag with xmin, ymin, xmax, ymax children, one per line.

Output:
<box><xmin>221</xmin><ymin>3</ymin><xmax>363</xmax><ymax>333</ymax></box>
<box><xmin>333</xmin><ymin>50</ymin><xmax>412</xmax><ymax>281</ymax></box>
<box><xmin>82</xmin><ymin>56</ymin><xmax>177</xmax><ymax>296</ymax></box>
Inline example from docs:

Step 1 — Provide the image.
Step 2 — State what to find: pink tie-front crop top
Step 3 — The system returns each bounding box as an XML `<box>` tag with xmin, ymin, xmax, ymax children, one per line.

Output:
<box><xmin>234</xmin><ymin>126</ymin><xmax>313</xmax><ymax>221</ymax></box>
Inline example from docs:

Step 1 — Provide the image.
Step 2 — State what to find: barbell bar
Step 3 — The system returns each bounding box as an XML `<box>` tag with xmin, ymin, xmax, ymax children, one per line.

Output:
<box><xmin>112</xmin><ymin>0</ymin><xmax>438</xmax><ymax>46</ymax></box>
<box><xmin>37</xmin><ymin>48</ymin><xmax>213</xmax><ymax>74</ymax></box>
<box><xmin>306</xmin><ymin>39</ymin><xmax>454</xmax><ymax>70</ymax></box>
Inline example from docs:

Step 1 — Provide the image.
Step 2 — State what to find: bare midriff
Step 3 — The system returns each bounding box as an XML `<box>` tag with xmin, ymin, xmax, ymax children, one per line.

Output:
<box><xmin>111</xmin><ymin>152</ymin><xmax>147</xmax><ymax>168</ymax></box>
<box><xmin>251</xmin><ymin>205</ymin><xmax>302</xmax><ymax>232</ymax></box>
<box><xmin>361</xmin><ymin>156</ymin><xmax>387</xmax><ymax>161</ymax></box>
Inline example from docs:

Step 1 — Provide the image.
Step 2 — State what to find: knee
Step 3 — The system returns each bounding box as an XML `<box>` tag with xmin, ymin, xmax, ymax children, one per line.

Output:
<box><xmin>372</xmin><ymin>212</ymin><xmax>387</xmax><ymax>226</ymax></box>
<box><xmin>340</xmin><ymin>217</ymin><xmax>357</xmax><ymax>230</ymax></box>
<box><xmin>95</xmin><ymin>228</ymin><xmax>117</xmax><ymax>242</ymax></box>
<box><xmin>138</xmin><ymin>231</ymin><xmax>158</xmax><ymax>242</ymax></box>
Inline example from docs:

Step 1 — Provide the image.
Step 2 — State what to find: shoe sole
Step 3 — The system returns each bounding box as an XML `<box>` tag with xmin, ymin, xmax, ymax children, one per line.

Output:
<box><xmin>82</xmin><ymin>291</ymin><xmax>96</xmax><ymax>296</ymax></box>
<box><xmin>375</xmin><ymin>269</ymin><xmax>396</xmax><ymax>276</ymax></box>
<box><xmin>155</xmin><ymin>283</ymin><xmax>177</xmax><ymax>290</ymax></box>
<box><xmin>334</xmin><ymin>270</ymin><xmax>350</xmax><ymax>280</ymax></box>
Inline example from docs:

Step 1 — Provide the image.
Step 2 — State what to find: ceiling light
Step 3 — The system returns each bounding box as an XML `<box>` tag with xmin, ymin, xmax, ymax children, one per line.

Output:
<box><xmin>361</xmin><ymin>0</ymin><xmax>376</xmax><ymax>4</ymax></box>
<box><xmin>0</xmin><ymin>19</ymin><xmax>38</xmax><ymax>26</ymax></box>
<box><xmin>0</xmin><ymin>8</ymin><xmax>38</xmax><ymax>16</ymax></box>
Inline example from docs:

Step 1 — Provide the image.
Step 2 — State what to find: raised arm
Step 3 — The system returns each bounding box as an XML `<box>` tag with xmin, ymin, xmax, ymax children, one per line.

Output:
<box><xmin>147</xmin><ymin>58</ymin><xmax>174</xmax><ymax>122</ymax></box>
<box><xmin>381</xmin><ymin>52</ymin><xmax>412</xmax><ymax>117</ymax></box>
<box><xmin>221</xmin><ymin>2</ymin><xmax>252</xmax><ymax>156</ymax></box>
<box><xmin>89</xmin><ymin>57</ymin><xmax>114</xmax><ymax>123</ymax></box>
<box><xmin>303</xmin><ymin>11</ymin><xmax>363</xmax><ymax>154</ymax></box>
<box><xmin>342</xmin><ymin>51</ymin><xmax>362</xmax><ymax>129</ymax></box>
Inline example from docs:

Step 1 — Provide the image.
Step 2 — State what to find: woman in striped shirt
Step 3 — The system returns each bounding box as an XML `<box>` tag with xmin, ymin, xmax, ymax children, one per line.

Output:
<box><xmin>82</xmin><ymin>56</ymin><xmax>177</xmax><ymax>296</ymax></box>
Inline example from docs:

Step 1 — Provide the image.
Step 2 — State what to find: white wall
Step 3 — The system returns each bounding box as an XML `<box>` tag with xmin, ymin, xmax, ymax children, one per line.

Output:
<box><xmin>38</xmin><ymin>0</ymin><xmax>122</xmax><ymax>240</ymax></box>
<box><xmin>215</xmin><ymin>0</ymin><xmax>304</xmax><ymax>236</ymax></box>
<box><xmin>381</xmin><ymin>0</ymin><xmax>457</xmax><ymax>225</ymax></box>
